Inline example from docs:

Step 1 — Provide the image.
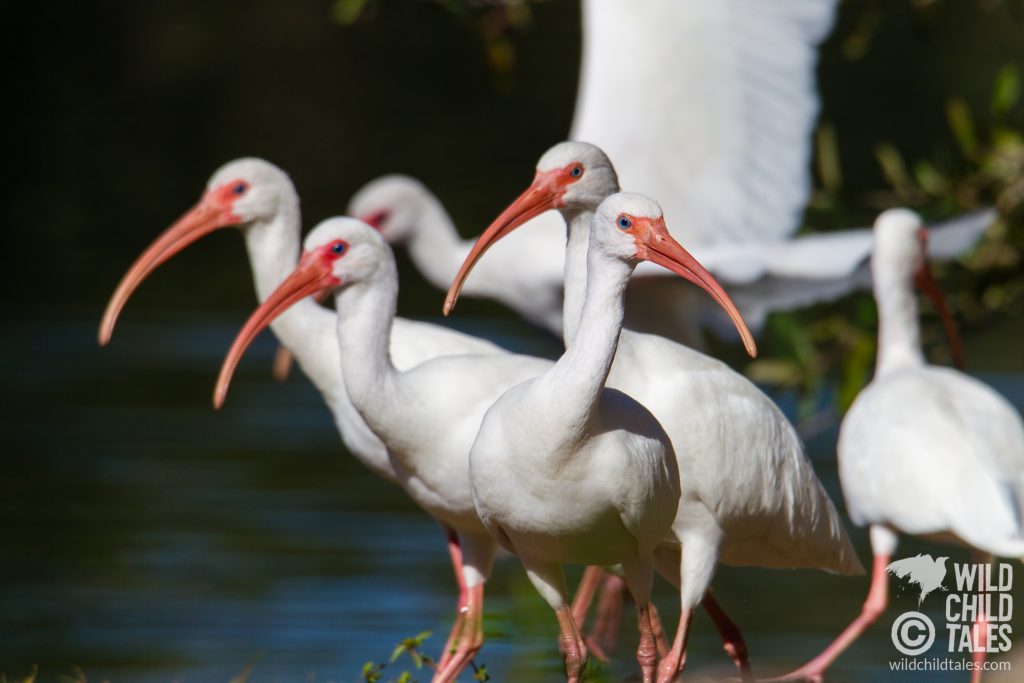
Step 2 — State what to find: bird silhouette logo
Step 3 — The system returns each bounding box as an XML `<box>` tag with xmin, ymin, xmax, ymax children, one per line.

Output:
<box><xmin>886</xmin><ymin>555</ymin><xmax>949</xmax><ymax>606</ymax></box>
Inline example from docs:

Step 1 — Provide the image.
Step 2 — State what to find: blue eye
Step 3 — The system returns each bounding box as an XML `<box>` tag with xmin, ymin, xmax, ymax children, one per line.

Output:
<box><xmin>617</xmin><ymin>215</ymin><xmax>632</xmax><ymax>230</ymax></box>
<box><xmin>232</xmin><ymin>183</ymin><xmax>247</xmax><ymax>195</ymax></box>
<box><xmin>331</xmin><ymin>242</ymin><xmax>347</xmax><ymax>255</ymax></box>
<box><xmin>570</xmin><ymin>165</ymin><xmax>583</xmax><ymax>178</ymax></box>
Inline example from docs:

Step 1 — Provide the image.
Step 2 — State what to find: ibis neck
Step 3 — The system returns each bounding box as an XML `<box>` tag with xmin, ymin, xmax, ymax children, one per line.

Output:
<box><xmin>873</xmin><ymin>263</ymin><xmax>925</xmax><ymax>377</ymax></box>
<box><xmin>403</xmin><ymin>193</ymin><xmax>471</xmax><ymax>291</ymax></box>
<box><xmin>333</xmin><ymin>262</ymin><xmax>400</xmax><ymax>422</ymax></box>
<box><xmin>242</xmin><ymin>199</ymin><xmax>342</xmax><ymax>399</ymax></box>
<box><xmin>245</xmin><ymin>201</ymin><xmax>301</xmax><ymax>302</ymax></box>
<box><xmin>561</xmin><ymin>207</ymin><xmax>596</xmax><ymax>347</ymax></box>
<box><xmin>543</xmin><ymin>246</ymin><xmax>631</xmax><ymax>430</ymax></box>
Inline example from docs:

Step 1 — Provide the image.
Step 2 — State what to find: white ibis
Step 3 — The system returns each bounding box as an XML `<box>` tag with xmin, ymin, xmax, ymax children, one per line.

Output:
<box><xmin>348</xmin><ymin>0</ymin><xmax>991</xmax><ymax>345</ymax></box>
<box><xmin>446</xmin><ymin>141</ymin><xmax>865</xmax><ymax>681</ymax></box>
<box><xmin>97</xmin><ymin>158</ymin><xmax>508</xmax><ymax>673</ymax></box>
<box><xmin>447</xmin><ymin>192</ymin><xmax>760</xmax><ymax>683</ymax></box>
<box><xmin>771</xmin><ymin>209</ymin><xmax>1024</xmax><ymax>682</ymax></box>
<box><xmin>348</xmin><ymin>175</ymin><xmax>565</xmax><ymax>333</ymax></box>
<box><xmin>213</xmin><ymin>217</ymin><xmax>557</xmax><ymax>683</ymax></box>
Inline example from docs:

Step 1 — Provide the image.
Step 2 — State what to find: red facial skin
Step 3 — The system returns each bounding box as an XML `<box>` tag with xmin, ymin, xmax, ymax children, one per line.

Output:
<box><xmin>213</xmin><ymin>240</ymin><xmax>346</xmax><ymax>409</ymax></box>
<box><xmin>443</xmin><ymin>163</ymin><xmax>582</xmax><ymax>315</ymax></box>
<box><xmin>361</xmin><ymin>210</ymin><xmax>390</xmax><ymax>230</ymax></box>
<box><xmin>98</xmin><ymin>179</ymin><xmax>249</xmax><ymax>345</ymax></box>
<box><xmin>615</xmin><ymin>213</ymin><xmax>757</xmax><ymax>358</ymax></box>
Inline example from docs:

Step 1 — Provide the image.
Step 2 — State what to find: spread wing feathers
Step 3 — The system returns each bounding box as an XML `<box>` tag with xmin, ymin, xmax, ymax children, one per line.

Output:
<box><xmin>633</xmin><ymin>208</ymin><xmax>995</xmax><ymax>334</ymax></box>
<box><xmin>840</xmin><ymin>367</ymin><xmax>1024</xmax><ymax>558</ymax></box>
<box><xmin>573</xmin><ymin>0</ymin><xmax>838</xmax><ymax>246</ymax></box>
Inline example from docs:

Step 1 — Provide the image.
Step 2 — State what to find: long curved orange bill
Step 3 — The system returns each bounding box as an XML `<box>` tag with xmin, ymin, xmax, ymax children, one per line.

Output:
<box><xmin>444</xmin><ymin>175</ymin><xmax>562</xmax><ymax>316</ymax></box>
<box><xmin>98</xmin><ymin>198</ymin><xmax>232</xmax><ymax>346</ymax></box>
<box><xmin>639</xmin><ymin>218</ymin><xmax>757</xmax><ymax>358</ymax></box>
<box><xmin>214</xmin><ymin>248</ymin><xmax>339</xmax><ymax>410</ymax></box>
<box><xmin>914</xmin><ymin>228</ymin><xmax>965</xmax><ymax>370</ymax></box>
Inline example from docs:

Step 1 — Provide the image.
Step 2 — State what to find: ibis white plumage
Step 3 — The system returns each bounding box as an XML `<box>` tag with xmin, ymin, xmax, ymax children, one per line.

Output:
<box><xmin>213</xmin><ymin>217</ymin><xmax>559</xmax><ymax>682</ymax></box>
<box><xmin>771</xmin><ymin>208</ymin><xmax>1024</xmax><ymax>682</ymax></box>
<box><xmin>446</xmin><ymin>141</ymin><xmax>864</xmax><ymax>680</ymax></box>
<box><xmin>98</xmin><ymin>159</ymin><xmax>510</xmax><ymax>679</ymax></box>
<box><xmin>446</xmin><ymin>191</ymin><xmax>762</xmax><ymax>683</ymax></box>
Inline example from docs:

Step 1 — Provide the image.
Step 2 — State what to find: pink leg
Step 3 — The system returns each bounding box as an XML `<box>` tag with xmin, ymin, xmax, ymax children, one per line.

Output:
<box><xmin>971</xmin><ymin>598</ymin><xmax>988</xmax><ymax>683</ymax></box>
<box><xmin>767</xmin><ymin>553</ymin><xmax>891</xmax><ymax>682</ymax></box>
<box><xmin>432</xmin><ymin>583</ymin><xmax>485</xmax><ymax>683</ymax></box>
<box><xmin>271</xmin><ymin>345</ymin><xmax>294</xmax><ymax>382</ymax></box>
<box><xmin>437</xmin><ymin>527</ymin><xmax>469</xmax><ymax>671</ymax></box>
<box><xmin>636</xmin><ymin>603</ymin><xmax>657</xmax><ymax>683</ymax></box>
<box><xmin>571</xmin><ymin>565</ymin><xmax>604</xmax><ymax>629</ymax></box>
<box><xmin>702</xmin><ymin>591</ymin><xmax>753</xmax><ymax>681</ymax></box>
<box><xmin>567</xmin><ymin>566</ymin><xmax>610</xmax><ymax>662</ymax></box>
<box><xmin>592</xmin><ymin>572</ymin><xmax>626</xmax><ymax>655</ymax></box>
<box><xmin>555</xmin><ymin>604</ymin><xmax>589</xmax><ymax>683</ymax></box>
<box><xmin>656</xmin><ymin>607</ymin><xmax>692</xmax><ymax>683</ymax></box>
<box><xmin>971</xmin><ymin>553</ymin><xmax>992</xmax><ymax>683</ymax></box>
<box><xmin>649</xmin><ymin>603</ymin><xmax>670</xmax><ymax>659</ymax></box>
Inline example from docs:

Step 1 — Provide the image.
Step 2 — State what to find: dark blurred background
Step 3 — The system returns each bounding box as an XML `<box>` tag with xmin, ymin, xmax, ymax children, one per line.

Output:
<box><xmin>2</xmin><ymin>1</ymin><xmax>1023</xmax><ymax>682</ymax></box>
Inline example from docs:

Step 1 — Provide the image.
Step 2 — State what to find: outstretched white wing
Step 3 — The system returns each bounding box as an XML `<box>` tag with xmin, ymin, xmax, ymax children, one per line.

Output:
<box><xmin>633</xmin><ymin>209</ymin><xmax>995</xmax><ymax>335</ymax></box>
<box><xmin>573</xmin><ymin>0</ymin><xmax>838</xmax><ymax>246</ymax></box>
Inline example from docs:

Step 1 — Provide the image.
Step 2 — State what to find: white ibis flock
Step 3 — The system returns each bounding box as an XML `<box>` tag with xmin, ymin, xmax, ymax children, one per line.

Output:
<box><xmin>95</xmin><ymin>2</ymin><xmax>1022</xmax><ymax>682</ymax></box>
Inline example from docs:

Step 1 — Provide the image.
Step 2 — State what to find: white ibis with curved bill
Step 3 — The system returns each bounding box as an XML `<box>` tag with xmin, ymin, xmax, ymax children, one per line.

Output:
<box><xmin>445</xmin><ymin>141</ymin><xmax>865</xmax><ymax>681</ymax></box>
<box><xmin>212</xmin><ymin>217</ymin><xmax>561</xmax><ymax>682</ymax></box>
<box><xmin>97</xmin><ymin>158</ymin><xmax>511</xmax><ymax>674</ymax></box>
<box><xmin>769</xmin><ymin>209</ymin><xmax>1024</xmax><ymax>682</ymax></box>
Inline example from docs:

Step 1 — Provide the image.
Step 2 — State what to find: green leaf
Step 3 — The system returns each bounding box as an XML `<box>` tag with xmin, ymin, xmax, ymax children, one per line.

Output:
<box><xmin>992</xmin><ymin>65</ymin><xmax>1020</xmax><ymax>117</ymax></box>
<box><xmin>815</xmin><ymin>124</ymin><xmax>843</xmax><ymax>193</ymax></box>
<box><xmin>946</xmin><ymin>98</ymin><xmax>978</xmax><ymax>159</ymax></box>
<box><xmin>361</xmin><ymin>661</ymin><xmax>381</xmax><ymax>683</ymax></box>
<box><xmin>838</xmin><ymin>332</ymin><xmax>876</xmax><ymax>413</ymax></box>
<box><xmin>396</xmin><ymin>672</ymin><xmax>411</xmax><ymax>683</ymax></box>
<box><xmin>506</xmin><ymin>1</ymin><xmax>533</xmax><ymax>28</ymax></box>
<box><xmin>332</xmin><ymin>0</ymin><xmax>371</xmax><ymax>26</ymax></box>
<box><xmin>390</xmin><ymin>641</ymin><xmax>408</xmax><ymax>663</ymax></box>
<box><xmin>913</xmin><ymin>160</ymin><xmax>949</xmax><ymax>196</ymax></box>
<box><xmin>874</xmin><ymin>143</ymin><xmax>913</xmax><ymax>195</ymax></box>
<box><xmin>745</xmin><ymin>359</ymin><xmax>803</xmax><ymax>387</ymax></box>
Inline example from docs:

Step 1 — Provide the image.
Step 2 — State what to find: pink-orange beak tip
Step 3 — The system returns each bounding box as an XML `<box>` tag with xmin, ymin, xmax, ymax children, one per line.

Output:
<box><xmin>97</xmin><ymin>310</ymin><xmax>117</xmax><ymax>347</ymax></box>
<box><xmin>212</xmin><ymin>388</ymin><xmax>226</xmax><ymax>411</ymax></box>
